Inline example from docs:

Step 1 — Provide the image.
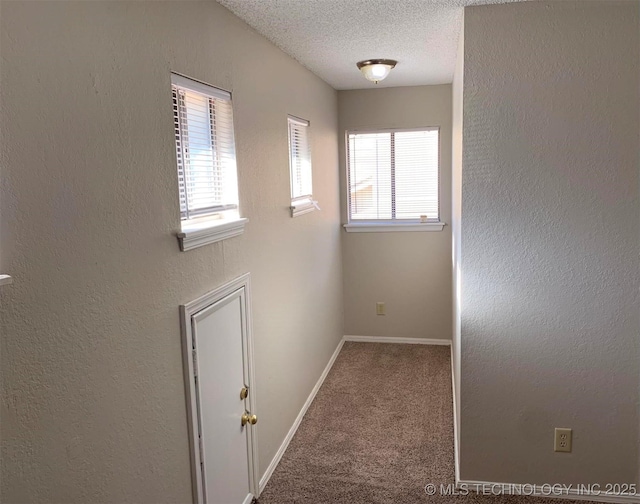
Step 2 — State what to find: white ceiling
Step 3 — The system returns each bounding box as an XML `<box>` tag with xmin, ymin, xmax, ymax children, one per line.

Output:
<box><xmin>217</xmin><ymin>0</ymin><xmax>527</xmax><ymax>90</ymax></box>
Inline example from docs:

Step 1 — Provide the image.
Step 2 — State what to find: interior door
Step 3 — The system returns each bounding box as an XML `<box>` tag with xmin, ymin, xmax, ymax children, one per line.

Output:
<box><xmin>184</xmin><ymin>278</ymin><xmax>258</xmax><ymax>504</ymax></box>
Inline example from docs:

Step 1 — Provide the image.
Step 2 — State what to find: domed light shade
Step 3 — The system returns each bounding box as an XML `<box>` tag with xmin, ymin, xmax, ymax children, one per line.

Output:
<box><xmin>356</xmin><ymin>59</ymin><xmax>398</xmax><ymax>84</ymax></box>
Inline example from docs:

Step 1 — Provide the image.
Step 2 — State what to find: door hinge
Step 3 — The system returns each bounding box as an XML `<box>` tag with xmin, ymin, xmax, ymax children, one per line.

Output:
<box><xmin>192</xmin><ymin>349</ymin><xmax>198</xmax><ymax>377</ymax></box>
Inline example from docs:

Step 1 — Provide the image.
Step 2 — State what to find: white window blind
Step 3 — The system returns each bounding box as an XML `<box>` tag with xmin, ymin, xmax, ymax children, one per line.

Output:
<box><xmin>347</xmin><ymin>128</ymin><xmax>439</xmax><ymax>222</ymax></box>
<box><xmin>172</xmin><ymin>74</ymin><xmax>239</xmax><ymax>221</ymax></box>
<box><xmin>288</xmin><ymin>116</ymin><xmax>312</xmax><ymax>201</ymax></box>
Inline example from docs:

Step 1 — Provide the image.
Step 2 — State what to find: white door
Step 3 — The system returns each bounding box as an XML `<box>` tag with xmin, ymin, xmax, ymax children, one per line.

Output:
<box><xmin>181</xmin><ymin>275</ymin><xmax>258</xmax><ymax>504</ymax></box>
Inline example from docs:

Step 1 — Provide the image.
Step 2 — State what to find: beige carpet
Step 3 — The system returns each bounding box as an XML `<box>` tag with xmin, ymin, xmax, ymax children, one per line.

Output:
<box><xmin>257</xmin><ymin>342</ymin><xmax>597</xmax><ymax>504</ymax></box>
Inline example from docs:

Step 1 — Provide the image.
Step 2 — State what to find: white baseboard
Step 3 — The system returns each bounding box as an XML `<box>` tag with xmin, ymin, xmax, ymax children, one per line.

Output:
<box><xmin>258</xmin><ymin>337</ymin><xmax>345</xmax><ymax>494</ymax></box>
<box><xmin>456</xmin><ymin>480</ymin><xmax>640</xmax><ymax>504</ymax></box>
<box><xmin>344</xmin><ymin>335</ymin><xmax>451</xmax><ymax>346</ymax></box>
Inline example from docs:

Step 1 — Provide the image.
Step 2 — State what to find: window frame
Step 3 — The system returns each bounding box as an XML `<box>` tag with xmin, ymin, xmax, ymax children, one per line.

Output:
<box><xmin>344</xmin><ymin>126</ymin><xmax>444</xmax><ymax>233</ymax></box>
<box><xmin>287</xmin><ymin>115</ymin><xmax>318</xmax><ymax>217</ymax></box>
<box><xmin>171</xmin><ymin>73</ymin><xmax>246</xmax><ymax>251</ymax></box>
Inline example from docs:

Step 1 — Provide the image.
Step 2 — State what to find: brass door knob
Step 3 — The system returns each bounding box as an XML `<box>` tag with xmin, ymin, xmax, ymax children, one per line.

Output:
<box><xmin>241</xmin><ymin>412</ymin><xmax>258</xmax><ymax>426</ymax></box>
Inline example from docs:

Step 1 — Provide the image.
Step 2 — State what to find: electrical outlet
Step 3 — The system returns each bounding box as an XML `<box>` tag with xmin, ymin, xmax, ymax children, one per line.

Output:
<box><xmin>554</xmin><ymin>428</ymin><xmax>572</xmax><ymax>453</ymax></box>
<box><xmin>376</xmin><ymin>302</ymin><xmax>385</xmax><ymax>316</ymax></box>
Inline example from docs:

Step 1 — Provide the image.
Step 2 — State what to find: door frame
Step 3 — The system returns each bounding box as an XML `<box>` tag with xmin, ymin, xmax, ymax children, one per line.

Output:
<box><xmin>180</xmin><ymin>273</ymin><xmax>259</xmax><ymax>504</ymax></box>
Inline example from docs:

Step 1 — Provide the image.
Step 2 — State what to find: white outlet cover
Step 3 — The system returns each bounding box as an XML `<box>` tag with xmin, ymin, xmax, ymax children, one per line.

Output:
<box><xmin>554</xmin><ymin>428</ymin><xmax>572</xmax><ymax>453</ymax></box>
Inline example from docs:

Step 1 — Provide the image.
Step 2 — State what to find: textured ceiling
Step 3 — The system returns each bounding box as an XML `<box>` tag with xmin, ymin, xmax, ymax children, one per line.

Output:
<box><xmin>217</xmin><ymin>0</ymin><xmax>528</xmax><ymax>90</ymax></box>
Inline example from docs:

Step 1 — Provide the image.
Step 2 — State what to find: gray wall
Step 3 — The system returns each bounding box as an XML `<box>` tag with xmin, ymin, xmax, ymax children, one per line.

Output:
<box><xmin>460</xmin><ymin>1</ymin><xmax>639</xmax><ymax>485</ymax></box>
<box><xmin>0</xmin><ymin>1</ymin><xmax>343</xmax><ymax>502</ymax></box>
<box><xmin>338</xmin><ymin>86</ymin><xmax>452</xmax><ymax>341</ymax></box>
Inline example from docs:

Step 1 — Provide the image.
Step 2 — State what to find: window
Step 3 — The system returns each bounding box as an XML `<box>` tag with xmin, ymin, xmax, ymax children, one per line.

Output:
<box><xmin>345</xmin><ymin>128</ymin><xmax>442</xmax><ymax>232</ymax></box>
<box><xmin>171</xmin><ymin>73</ymin><xmax>246</xmax><ymax>250</ymax></box>
<box><xmin>287</xmin><ymin>116</ymin><xmax>317</xmax><ymax>217</ymax></box>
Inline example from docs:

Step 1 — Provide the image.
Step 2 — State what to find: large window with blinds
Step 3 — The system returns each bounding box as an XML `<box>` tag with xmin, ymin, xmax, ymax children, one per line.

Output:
<box><xmin>172</xmin><ymin>73</ymin><xmax>239</xmax><ymax>223</ymax></box>
<box><xmin>347</xmin><ymin>128</ymin><xmax>439</xmax><ymax>224</ymax></box>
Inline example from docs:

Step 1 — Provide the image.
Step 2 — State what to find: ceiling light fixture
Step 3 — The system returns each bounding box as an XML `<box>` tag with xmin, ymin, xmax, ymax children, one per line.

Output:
<box><xmin>356</xmin><ymin>59</ymin><xmax>398</xmax><ymax>84</ymax></box>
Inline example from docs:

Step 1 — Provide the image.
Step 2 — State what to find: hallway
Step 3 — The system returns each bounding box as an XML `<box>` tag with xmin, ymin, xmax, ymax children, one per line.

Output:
<box><xmin>258</xmin><ymin>343</ymin><xmax>598</xmax><ymax>504</ymax></box>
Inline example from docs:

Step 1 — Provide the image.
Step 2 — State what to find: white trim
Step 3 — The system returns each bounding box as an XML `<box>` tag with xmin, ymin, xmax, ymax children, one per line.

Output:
<box><xmin>259</xmin><ymin>337</ymin><xmax>345</xmax><ymax>494</ymax></box>
<box><xmin>177</xmin><ymin>218</ymin><xmax>247</xmax><ymax>251</ymax></box>
<box><xmin>290</xmin><ymin>203</ymin><xmax>316</xmax><ymax>217</ymax></box>
<box><xmin>348</xmin><ymin>126</ymin><xmax>439</xmax><ymax>134</ymax></box>
<box><xmin>290</xmin><ymin>198</ymin><xmax>320</xmax><ymax>217</ymax></box>
<box><xmin>180</xmin><ymin>273</ymin><xmax>259</xmax><ymax>503</ymax></box>
<box><xmin>171</xmin><ymin>72</ymin><xmax>231</xmax><ymax>100</ymax></box>
<box><xmin>242</xmin><ymin>494</ymin><xmax>254</xmax><ymax>504</ymax></box>
<box><xmin>288</xmin><ymin>115</ymin><xmax>310</xmax><ymax>127</ymax></box>
<box><xmin>344</xmin><ymin>335</ymin><xmax>451</xmax><ymax>346</ymax></box>
<box><xmin>450</xmin><ymin>345</ymin><xmax>460</xmax><ymax>484</ymax></box>
<box><xmin>344</xmin><ymin>222</ymin><xmax>445</xmax><ymax>233</ymax></box>
<box><xmin>457</xmin><ymin>480</ymin><xmax>640</xmax><ymax>504</ymax></box>
<box><xmin>0</xmin><ymin>274</ymin><xmax>13</xmax><ymax>286</ymax></box>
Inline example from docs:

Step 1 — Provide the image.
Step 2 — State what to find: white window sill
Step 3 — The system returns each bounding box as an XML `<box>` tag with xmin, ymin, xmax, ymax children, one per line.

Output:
<box><xmin>0</xmin><ymin>274</ymin><xmax>13</xmax><ymax>286</ymax></box>
<box><xmin>290</xmin><ymin>198</ymin><xmax>320</xmax><ymax>218</ymax></box>
<box><xmin>177</xmin><ymin>217</ymin><xmax>248</xmax><ymax>251</ymax></box>
<box><xmin>344</xmin><ymin>222</ymin><xmax>445</xmax><ymax>233</ymax></box>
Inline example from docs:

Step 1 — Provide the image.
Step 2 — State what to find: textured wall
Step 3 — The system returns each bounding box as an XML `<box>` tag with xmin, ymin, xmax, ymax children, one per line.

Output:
<box><xmin>0</xmin><ymin>1</ymin><xmax>343</xmax><ymax>502</ymax></box>
<box><xmin>338</xmin><ymin>85</ymin><xmax>452</xmax><ymax>341</ymax></box>
<box><xmin>460</xmin><ymin>1</ymin><xmax>639</xmax><ymax>485</ymax></box>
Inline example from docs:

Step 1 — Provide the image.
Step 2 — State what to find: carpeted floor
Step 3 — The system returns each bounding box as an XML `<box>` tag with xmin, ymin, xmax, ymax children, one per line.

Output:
<box><xmin>257</xmin><ymin>342</ymin><xmax>598</xmax><ymax>504</ymax></box>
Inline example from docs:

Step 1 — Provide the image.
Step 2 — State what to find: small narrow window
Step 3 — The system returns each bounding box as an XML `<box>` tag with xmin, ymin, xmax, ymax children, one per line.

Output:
<box><xmin>287</xmin><ymin>116</ymin><xmax>317</xmax><ymax>217</ymax></box>
<box><xmin>172</xmin><ymin>74</ymin><xmax>245</xmax><ymax>250</ymax></box>
<box><xmin>346</xmin><ymin>128</ymin><xmax>441</xmax><ymax>231</ymax></box>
